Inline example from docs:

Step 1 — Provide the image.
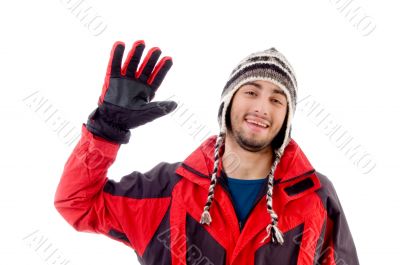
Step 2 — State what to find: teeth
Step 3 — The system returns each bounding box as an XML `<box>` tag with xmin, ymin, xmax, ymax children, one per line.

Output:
<box><xmin>246</xmin><ymin>119</ymin><xmax>268</xmax><ymax>128</ymax></box>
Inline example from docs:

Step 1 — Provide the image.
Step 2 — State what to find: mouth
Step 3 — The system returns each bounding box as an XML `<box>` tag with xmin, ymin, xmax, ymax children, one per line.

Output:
<box><xmin>245</xmin><ymin>118</ymin><xmax>269</xmax><ymax>132</ymax></box>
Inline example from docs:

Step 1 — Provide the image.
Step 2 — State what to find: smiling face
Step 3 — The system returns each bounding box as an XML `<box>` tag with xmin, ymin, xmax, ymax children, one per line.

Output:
<box><xmin>226</xmin><ymin>80</ymin><xmax>288</xmax><ymax>152</ymax></box>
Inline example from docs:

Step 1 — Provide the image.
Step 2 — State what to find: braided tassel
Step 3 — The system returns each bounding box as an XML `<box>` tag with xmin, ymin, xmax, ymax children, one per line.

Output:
<box><xmin>261</xmin><ymin>223</ymin><xmax>284</xmax><ymax>245</ymax></box>
<box><xmin>260</xmin><ymin>151</ymin><xmax>285</xmax><ymax>245</ymax></box>
<box><xmin>271</xmin><ymin>224</ymin><xmax>285</xmax><ymax>244</ymax></box>
<box><xmin>200</xmin><ymin>133</ymin><xmax>224</xmax><ymax>225</ymax></box>
<box><xmin>200</xmin><ymin>209</ymin><xmax>212</xmax><ymax>225</ymax></box>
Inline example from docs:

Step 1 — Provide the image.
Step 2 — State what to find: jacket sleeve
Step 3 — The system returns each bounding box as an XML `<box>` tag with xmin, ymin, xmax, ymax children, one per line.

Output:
<box><xmin>54</xmin><ymin>124</ymin><xmax>180</xmax><ymax>256</ymax></box>
<box><xmin>315</xmin><ymin>173</ymin><xmax>360</xmax><ymax>265</ymax></box>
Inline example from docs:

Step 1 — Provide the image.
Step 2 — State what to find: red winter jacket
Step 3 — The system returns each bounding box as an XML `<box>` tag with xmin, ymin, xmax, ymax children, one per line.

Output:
<box><xmin>54</xmin><ymin>125</ymin><xmax>359</xmax><ymax>265</ymax></box>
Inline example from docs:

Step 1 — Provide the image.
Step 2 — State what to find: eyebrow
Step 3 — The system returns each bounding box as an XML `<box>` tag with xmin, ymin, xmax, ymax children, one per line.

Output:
<box><xmin>243</xmin><ymin>81</ymin><xmax>286</xmax><ymax>98</ymax></box>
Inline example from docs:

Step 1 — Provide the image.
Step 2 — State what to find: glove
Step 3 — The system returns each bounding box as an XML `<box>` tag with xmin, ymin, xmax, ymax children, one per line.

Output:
<box><xmin>86</xmin><ymin>40</ymin><xmax>178</xmax><ymax>144</ymax></box>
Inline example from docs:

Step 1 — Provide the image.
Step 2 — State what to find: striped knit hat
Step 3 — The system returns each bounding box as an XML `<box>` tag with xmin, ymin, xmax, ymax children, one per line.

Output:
<box><xmin>199</xmin><ymin>47</ymin><xmax>298</xmax><ymax>245</ymax></box>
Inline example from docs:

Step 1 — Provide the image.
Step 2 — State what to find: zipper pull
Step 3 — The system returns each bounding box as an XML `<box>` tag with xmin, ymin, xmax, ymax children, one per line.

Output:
<box><xmin>239</xmin><ymin>221</ymin><xmax>242</xmax><ymax>230</ymax></box>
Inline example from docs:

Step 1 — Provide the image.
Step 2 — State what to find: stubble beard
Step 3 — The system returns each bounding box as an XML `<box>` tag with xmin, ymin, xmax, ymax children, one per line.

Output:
<box><xmin>229</xmin><ymin>124</ymin><xmax>272</xmax><ymax>153</ymax></box>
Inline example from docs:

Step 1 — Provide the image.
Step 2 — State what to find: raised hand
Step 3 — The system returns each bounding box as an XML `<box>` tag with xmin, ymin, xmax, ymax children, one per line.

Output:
<box><xmin>86</xmin><ymin>40</ymin><xmax>177</xmax><ymax>144</ymax></box>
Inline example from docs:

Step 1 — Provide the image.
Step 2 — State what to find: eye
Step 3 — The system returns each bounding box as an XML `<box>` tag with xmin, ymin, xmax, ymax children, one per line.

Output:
<box><xmin>272</xmin><ymin>98</ymin><xmax>283</xmax><ymax>105</ymax></box>
<box><xmin>245</xmin><ymin>91</ymin><xmax>256</xmax><ymax>96</ymax></box>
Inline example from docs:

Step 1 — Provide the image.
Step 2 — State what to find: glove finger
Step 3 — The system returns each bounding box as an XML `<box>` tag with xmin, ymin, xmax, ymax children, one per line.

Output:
<box><xmin>107</xmin><ymin>41</ymin><xmax>125</xmax><ymax>78</ymax></box>
<box><xmin>136</xmin><ymin>47</ymin><xmax>162</xmax><ymax>83</ymax></box>
<box><xmin>99</xmin><ymin>41</ymin><xmax>125</xmax><ymax>104</ymax></box>
<box><xmin>122</xmin><ymin>40</ymin><xmax>145</xmax><ymax>78</ymax></box>
<box><xmin>148</xmin><ymin>56</ymin><xmax>173</xmax><ymax>91</ymax></box>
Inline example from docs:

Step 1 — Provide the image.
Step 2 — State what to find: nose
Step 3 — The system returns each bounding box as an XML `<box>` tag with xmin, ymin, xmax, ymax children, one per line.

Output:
<box><xmin>252</xmin><ymin>97</ymin><xmax>270</xmax><ymax>117</ymax></box>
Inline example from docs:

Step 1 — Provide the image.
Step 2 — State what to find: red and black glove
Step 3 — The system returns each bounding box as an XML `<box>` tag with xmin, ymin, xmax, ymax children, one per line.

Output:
<box><xmin>86</xmin><ymin>40</ymin><xmax>177</xmax><ymax>144</ymax></box>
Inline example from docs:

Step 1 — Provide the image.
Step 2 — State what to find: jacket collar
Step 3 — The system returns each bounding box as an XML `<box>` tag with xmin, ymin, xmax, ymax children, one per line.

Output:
<box><xmin>175</xmin><ymin>135</ymin><xmax>315</xmax><ymax>186</ymax></box>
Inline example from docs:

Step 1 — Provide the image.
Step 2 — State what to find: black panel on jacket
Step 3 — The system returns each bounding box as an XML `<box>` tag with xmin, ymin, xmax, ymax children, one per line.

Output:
<box><xmin>103</xmin><ymin>162</ymin><xmax>182</xmax><ymax>198</ymax></box>
<box><xmin>314</xmin><ymin>171</ymin><xmax>360</xmax><ymax>265</ymax></box>
<box><xmin>254</xmin><ymin>223</ymin><xmax>304</xmax><ymax>265</ymax></box>
<box><xmin>284</xmin><ymin>177</ymin><xmax>315</xmax><ymax>196</ymax></box>
<box><xmin>137</xmin><ymin>206</ymin><xmax>172</xmax><ymax>265</ymax></box>
<box><xmin>186</xmin><ymin>214</ymin><xmax>226</xmax><ymax>265</ymax></box>
<box><xmin>108</xmin><ymin>228</ymin><xmax>130</xmax><ymax>243</ymax></box>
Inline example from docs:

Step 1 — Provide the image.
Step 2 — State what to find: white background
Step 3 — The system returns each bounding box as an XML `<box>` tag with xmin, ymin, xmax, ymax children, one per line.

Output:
<box><xmin>1</xmin><ymin>0</ymin><xmax>399</xmax><ymax>264</ymax></box>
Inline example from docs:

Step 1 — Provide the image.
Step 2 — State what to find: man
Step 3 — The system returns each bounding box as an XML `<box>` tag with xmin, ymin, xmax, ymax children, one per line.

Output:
<box><xmin>54</xmin><ymin>40</ymin><xmax>360</xmax><ymax>264</ymax></box>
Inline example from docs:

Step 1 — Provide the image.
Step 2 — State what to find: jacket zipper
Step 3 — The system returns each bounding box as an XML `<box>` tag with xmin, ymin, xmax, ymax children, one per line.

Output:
<box><xmin>243</xmin><ymin>195</ymin><xmax>266</xmax><ymax>228</ymax></box>
<box><xmin>236</xmin><ymin>179</ymin><xmax>269</xmax><ymax>230</ymax></box>
<box><xmin>204</xmin><ymin>169</ymin><xmax>268</xmax><ymax>232</ymax></box>
<box><xmin>217</xmin><ymin>174</ymin><xmax>243</xmax><ymax>231</ymax></box>
<box><xmin>218</xmin><ymin>171</ymin><xmax>271</xmax><ymax>232</ymax></box>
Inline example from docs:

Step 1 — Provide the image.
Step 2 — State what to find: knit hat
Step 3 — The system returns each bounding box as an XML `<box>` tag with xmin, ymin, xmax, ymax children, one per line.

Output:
<box><xmin>199</xmin><ymin>47</ymin><xmax>298</xmax><ymax>245</ymax></box>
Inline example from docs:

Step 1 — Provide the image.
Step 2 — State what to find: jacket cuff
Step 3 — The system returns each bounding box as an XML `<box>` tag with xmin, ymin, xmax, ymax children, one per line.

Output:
<box><xmin>81</xmin><ymin>124</ymin><xmax>121</xmax><ymax>157</ymax></box>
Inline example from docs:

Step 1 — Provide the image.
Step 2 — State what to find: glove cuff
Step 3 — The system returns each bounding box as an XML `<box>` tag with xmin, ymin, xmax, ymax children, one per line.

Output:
<box><xmin>86</xmin><ymin>108</ymin><xmax>131</xmax><ymax>144</ymax></box>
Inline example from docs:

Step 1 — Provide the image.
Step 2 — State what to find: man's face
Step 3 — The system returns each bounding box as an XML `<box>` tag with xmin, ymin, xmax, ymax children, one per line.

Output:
<box><xmin>227</xmin><ymin>80</ymin><xmax>288</xmax><ymax>152</ymax></box>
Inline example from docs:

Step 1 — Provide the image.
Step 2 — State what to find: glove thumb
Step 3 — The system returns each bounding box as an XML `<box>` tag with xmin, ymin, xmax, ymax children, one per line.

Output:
<box><xmin>148</xmin><ymin>100</ymin><xmax>178</xmax><ymax>116</ymax></box>
<box><xmin>125</xmin><ymin>100</ymin><xmax>178</xmax><ymax>128</ymax></box>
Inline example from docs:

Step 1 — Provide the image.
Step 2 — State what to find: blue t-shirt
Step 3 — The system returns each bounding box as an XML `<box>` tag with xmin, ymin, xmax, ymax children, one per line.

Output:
<box><xmin>226</xmin><ymin>176</ymin><xmax>266</xmax><ymax>226</ymax></box>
